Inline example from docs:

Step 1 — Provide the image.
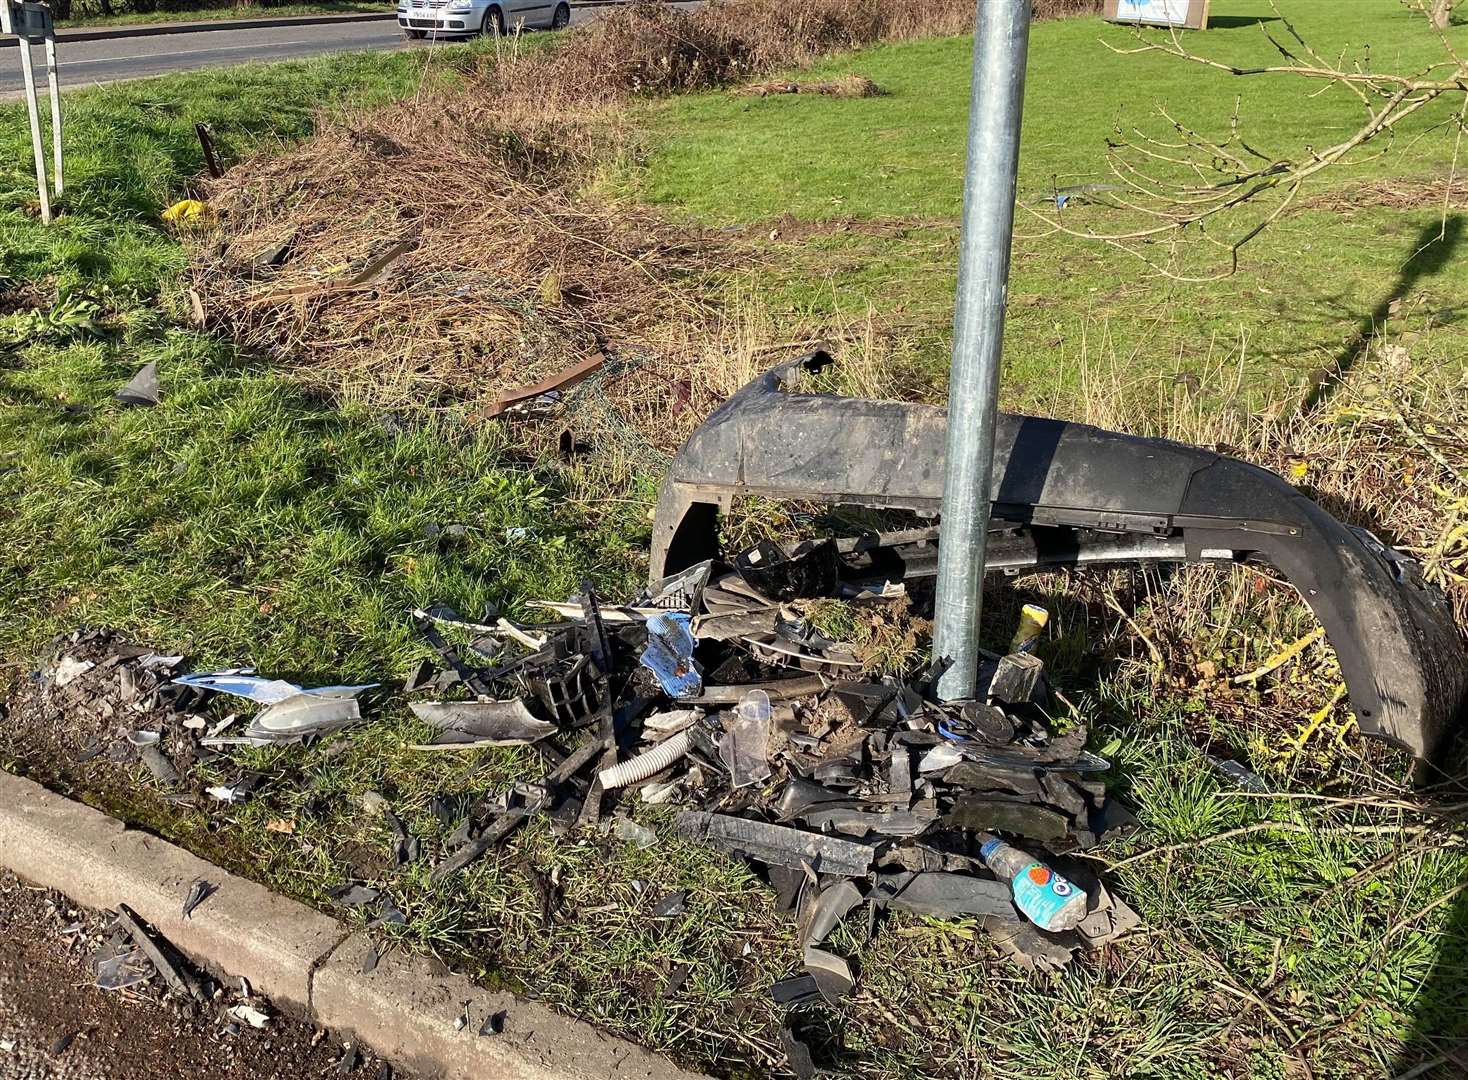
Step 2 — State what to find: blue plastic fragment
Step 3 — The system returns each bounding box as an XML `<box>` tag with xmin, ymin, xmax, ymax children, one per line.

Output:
<box><xmin>639</xmin><ymin>612</ymin><xmax>703</xmax><ymax>699</ymax></box>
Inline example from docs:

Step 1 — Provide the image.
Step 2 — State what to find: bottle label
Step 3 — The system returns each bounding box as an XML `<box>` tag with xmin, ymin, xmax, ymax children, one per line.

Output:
<box><xmin>1010</xmin><ymin>862</ymin><xmax>1079</xmax><ymax>930</ymax></box>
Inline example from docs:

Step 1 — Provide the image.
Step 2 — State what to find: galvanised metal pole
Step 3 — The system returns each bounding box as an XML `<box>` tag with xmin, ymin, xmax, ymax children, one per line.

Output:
<box><xmin>931</xmin><ymin>0</ymin><xmax>1031</xmax><ymax>702</ymax></box>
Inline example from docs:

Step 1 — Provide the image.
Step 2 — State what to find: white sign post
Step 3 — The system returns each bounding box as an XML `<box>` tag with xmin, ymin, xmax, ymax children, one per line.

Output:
<box><xmin>3</xmin><ymin>1</ymin><xmax>63</xmax><ymax>223</ymax></box>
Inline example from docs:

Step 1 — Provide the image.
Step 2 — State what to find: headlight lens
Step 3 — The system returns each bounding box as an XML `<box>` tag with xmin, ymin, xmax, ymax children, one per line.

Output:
<box><xmin>448</xmin><ymin>0</ymin><xmax>472</xmax><ymax>9</ymax></box>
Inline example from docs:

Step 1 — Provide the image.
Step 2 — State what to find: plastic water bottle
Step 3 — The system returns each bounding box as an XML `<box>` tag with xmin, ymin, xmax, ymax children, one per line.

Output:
<box><xmin>980</xmin><ymin>836</ymin><xmax>1088</xmax><ymax>932</ymax></box>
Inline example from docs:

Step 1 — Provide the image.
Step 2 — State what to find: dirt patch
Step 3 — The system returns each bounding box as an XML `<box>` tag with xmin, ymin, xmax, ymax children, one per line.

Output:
<box><xmin>0</xmin><ymin>630</ymin><xmax>211</xmax><ymax>807</ymax></box>
<box><xmin>736</xmin><ymin>73</ymin><xmax>881</xmax><ymax>97</ymax></box>
<box><xmin>1299</xmin><ymin>175</ymin><xmax>1468</xmax><ymax>214</ymax></box>
<box><xmin>0</xmin><ymin>868</ymin><xmax>395</xmax><ymax>1079</ymax></box>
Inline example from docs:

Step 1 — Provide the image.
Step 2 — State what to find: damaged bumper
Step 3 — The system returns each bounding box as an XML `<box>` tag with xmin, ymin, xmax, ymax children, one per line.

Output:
<box><xmin>650</xmin><ymin>356</ymin><xmax>1468</xmax><ymax>765</ymax></box>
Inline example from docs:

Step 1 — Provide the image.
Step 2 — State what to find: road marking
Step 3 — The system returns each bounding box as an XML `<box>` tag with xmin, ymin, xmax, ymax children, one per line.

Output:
<box><xmin>65</xmin><ymin>38</ymin><xmax>316</xmax><ymax>65</ymax></box>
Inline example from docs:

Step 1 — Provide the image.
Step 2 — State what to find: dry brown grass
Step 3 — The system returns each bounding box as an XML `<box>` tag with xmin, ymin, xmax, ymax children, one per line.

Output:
<box><xmin>735</xmin><ymin>72</ymin><xmax>881</xmax><ymax>97</ymax></box>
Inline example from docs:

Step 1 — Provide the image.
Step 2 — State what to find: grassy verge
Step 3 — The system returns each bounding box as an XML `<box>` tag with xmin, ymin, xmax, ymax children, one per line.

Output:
<box><xmin>2</xmin><ymin>4</ymin><xmax>1467</xmax><ymax>1080</ymax></box>
<box><xmin>55</xmin><ymin>1</ymin><xmax>390</xmax><ymax>28</ymax></box>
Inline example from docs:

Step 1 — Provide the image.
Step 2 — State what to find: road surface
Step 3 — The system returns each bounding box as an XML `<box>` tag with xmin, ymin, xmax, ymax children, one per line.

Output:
<box><xmin>0</xmin><ymin>4</ymin><xmax>690</xmax><ymax>95</ymax></box>
<box><xmin>0</xmin><ymin>869</ymin><xmax>405</xmax><ymax>1080</ymax></box>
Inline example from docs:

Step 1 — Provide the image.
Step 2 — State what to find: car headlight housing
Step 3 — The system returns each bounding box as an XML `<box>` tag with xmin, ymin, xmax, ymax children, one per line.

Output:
<box><xmin>448</xmin><ymin>0</ymin><xmax>473</xmax><ymax>10</ymax></box>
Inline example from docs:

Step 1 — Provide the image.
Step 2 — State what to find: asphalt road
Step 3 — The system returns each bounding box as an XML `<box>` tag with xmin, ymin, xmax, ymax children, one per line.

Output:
<box><xmin>0</xmin><ymin>4</ymin><xmax>685</xmax><ymax>95</ymax></box>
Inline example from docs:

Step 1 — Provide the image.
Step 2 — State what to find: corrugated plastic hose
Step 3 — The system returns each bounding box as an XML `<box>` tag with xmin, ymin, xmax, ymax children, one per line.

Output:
<box><xmin>597</xmin><ymin>729</ymin><xmax>693</xmax><ymax>790</ymax></box>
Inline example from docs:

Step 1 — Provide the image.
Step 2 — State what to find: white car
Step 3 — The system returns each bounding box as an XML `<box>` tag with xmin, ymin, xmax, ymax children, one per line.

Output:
<box><xmin>398</xmin><ymin>0</ymin><xmax>571</xmax><ymax>38</ymax></box>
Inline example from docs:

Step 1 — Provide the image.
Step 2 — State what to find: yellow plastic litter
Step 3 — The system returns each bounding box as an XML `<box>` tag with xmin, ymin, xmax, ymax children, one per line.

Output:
<box><xmin>161</xmin><ymin>199</ymin><xmax>208</xmax><ymax>224</ymax></box>
<box><xmin>1009</xmin><ymin>604</ymin><xmax>1049</xmax><ymax>653</ymax></box>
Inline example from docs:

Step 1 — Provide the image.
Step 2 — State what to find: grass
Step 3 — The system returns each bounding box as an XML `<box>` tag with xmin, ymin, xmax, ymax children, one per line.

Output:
<box><xmin>636</xmin><ymin>0</ymin><xmax>1468</xmax><ymax>417</ymax></box>
<box><xmin>55</xmin><ymin>1</ymin><xmax>390</xmax><ymax>28</ymax></box>
<box><xmin>2</xmin><ymin>4</ymin><xmax>1468</xmax><ymax>1079</ymax></box>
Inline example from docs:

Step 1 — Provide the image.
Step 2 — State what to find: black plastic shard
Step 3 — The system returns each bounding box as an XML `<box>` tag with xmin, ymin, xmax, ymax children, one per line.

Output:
<box><xmin>880</xmin><ymin>872</ymin><xmax>1019</xmax><ymax>920</ymax></box>
<box><xmin>774</xmin><ymin>778</ymin><xmax>861</xmax><ymax>821</ymax></box>
<box><xmin>115</xmin><ymin>904</ymin><xmax>205</xmax><ymax>1002</ymax></box>
<box><xmin>944</xmin><ymin>796</ymin><xmax>1072</xmax><ymax>842</ymax></box>
<box><xmin>181</xmin><ymin>878</ymin><xmax>217</xmax><ymax>920</ymax></box>
<box><xmin>676</xmin><ymin>812</ymin><xmax>876</xmax><ymax>876</ymax></box>
<box><xmin>771</xmin><ymin>973</ymin><xmax>822</xmax><ymax>1006</ymax></box>
<box><xmin>832</xmin><ymin>681</ymin><xmax>898</xmax><ymax>726</ymax></box>
<box><xmin>780</xmin><ymin>1025</ymin><xmax>818</xmax><ymax>1080</ymax></box>
<box><xmin>329</xmin><ymin>884</ymin><xmax>381</xmax><ymax>908</ymax></box>
<box><xmin>733</xmin><ymin>538</ymin><xmax>840</xmax><ymax>602</ymax></box>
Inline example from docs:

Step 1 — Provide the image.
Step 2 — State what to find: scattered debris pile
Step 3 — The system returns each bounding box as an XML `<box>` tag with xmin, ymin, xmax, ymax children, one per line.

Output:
<box><xmin>5</xmin><ymin>629</ymin><xmax>378</xmax><ymax>800</ymax></box>
<box><xmin>399</xmin><ymin>542</ymin><xmax>1142</xmax><ymax>985</ymax></box>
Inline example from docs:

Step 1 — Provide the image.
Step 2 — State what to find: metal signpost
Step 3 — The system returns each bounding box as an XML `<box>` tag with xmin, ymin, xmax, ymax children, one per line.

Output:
<box><xmin>3</xmin><ymin>0</ymin><xmax>63</xmax><ymax>224</ymax></box>
<box><xmin>931</xmin><ymin>0</ymin><xmax>1032</xmax><ymax>702</ymax></box>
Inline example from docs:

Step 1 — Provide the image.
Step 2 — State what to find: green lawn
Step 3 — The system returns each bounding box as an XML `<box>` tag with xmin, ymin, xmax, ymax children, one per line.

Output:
<box><xmin>639</xmin><ymin>0</ymin><xmax>1468</xmax><ymax>417</ymax></box>
<box><xmin>1</xmin><ymin>6</ymin><xmax>1467</xmax><ymax>1080</ymax></box>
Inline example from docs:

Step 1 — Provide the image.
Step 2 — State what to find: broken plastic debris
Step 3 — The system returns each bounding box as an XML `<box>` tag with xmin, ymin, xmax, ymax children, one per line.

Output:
<box><xmin>639</xmin><ymin>611</ymin><xmax>702</xmax><ymax>698</ymax></box>
<box><xmin>173</xmin><ymin>671</ymin><xmax>377</xmax><ymax>705</ymax></box>
<box><xmin>116</xmin><ymin>362</ymin><xmax>160</xmax><ymax>407</ymax></box>
<box><xmin>328</xmin><ymin>884</ymin><xmax>381</xmax><ymax>908</ymax></box>
<box><xmin>230</xmin><ymin>1004</ymin><xmax>271</xmax><ymax>1029</ymax></box>
<box><xmin>720</xmin><ymin>689</ymin><xmax>773</xmax><ymax>789</ymax></box>
<box><xmin>245</xmin><ymin>692</ymin><xmax>362</xmax><ymax>741</ymax></box>
<box><xmin>95</xmin><ymin>946</ymin><xmax>150</xmax><ymax>991</ymax></box>
<box><xmin>52</xmin><ymin>656</ymin><xmax>95</xmax><ymax>688</ymax></box>
<box><xmin>181</xmin><ymin>879</ymin><xmax>217</xmax><ymax>919</ymax></box>
<box><xmin>881</xmin><ymin>872</ymin><xmax>1018</xmax><ymax>920</ymax></box>
<box><xmin>408</xmin><ymin>699</ymin><xmax>556</xmax><ymax>749</ymax></box>
<box><xmin>801</xmin><ymin>945</ymin><xmax>853</xmax><ymax>1004</ymax></box>
<box><xmin>676</xmin><ymin>812</ymin><xmax>876</xmax><ymax>877</ymax></box>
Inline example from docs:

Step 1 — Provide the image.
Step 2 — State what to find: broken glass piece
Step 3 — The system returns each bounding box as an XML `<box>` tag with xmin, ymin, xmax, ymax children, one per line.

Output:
<box><xmin>408</xmin><ymin>700</ymin><xmax>556</xmax><ymax>748</ymax></box>
<box><xmin>116</xmin><ymin>362</ymin><xmax>160</xmax><ymax>407</ymax></box>
<box><xmin>613</xmin><ymin>816</ymin><xmax>656</xmax><ymax>848</ymax></box>
<box><xmin>651</xmin><ymin>891</ymin><xmax>687</xmax><ymax>919</ymax></box>
<box><xmin>95</xmin><ymin>946</ymin><xmax>151</xmax><ymax>991</ymax></box>
<box><xmin>676</xmin><ymin>813</ymin><xmax>876</xmax><ymax>877</ymax></box>
<box><xmin>944</xmin><ymin>797</ymin><xmax>1071</xmax><ymax>841</ymax></box>
<box><xmin>52</xmin><ymin>656</ymin><xmax>95</xmax><ymax>688</ymax></box>
<box><xmin>639</xmin><ymin>612</ymin><xmax>702</xmax><ymax>698</ymax></box>
<box><xmin>720</xmin><ymin>689</ymin><xmax>772</xmax><ymax>789</ymax></box>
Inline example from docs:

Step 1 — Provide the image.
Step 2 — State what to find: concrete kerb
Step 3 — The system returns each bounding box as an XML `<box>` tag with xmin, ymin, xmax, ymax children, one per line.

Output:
<box><xmin>0</xmin><ymin>9</ymin><xmax>396</xmax><ymax>48</ymax></box>
<box><xmin>0</xmin><ymin>770</ymin><xmax>705</xmax><ymax>1080</ymax></box>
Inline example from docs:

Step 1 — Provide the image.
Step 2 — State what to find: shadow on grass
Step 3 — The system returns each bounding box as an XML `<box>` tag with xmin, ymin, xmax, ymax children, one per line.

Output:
<box><xmin>1205</xmin><ymin>15</ymin><xmax>1281</xmax><ymax>29</ymax></box>
<box><xmin>1302</xmin><ymin>215</ymin><xmax>1465</xmax><ymax>415</ymax></box>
